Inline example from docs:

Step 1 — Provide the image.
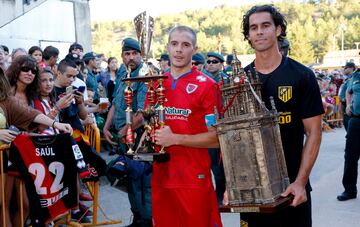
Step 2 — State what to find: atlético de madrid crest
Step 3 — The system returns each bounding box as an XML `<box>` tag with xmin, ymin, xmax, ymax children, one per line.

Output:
<box><xmin>278</xmin><ymin>86</ymin><xmax>292</xmax><ymax>103</ymax></box>
<box><xmin>186</xmin><ymin>83</ymin><xmax>198</xmax><ymax>94</ymax></box>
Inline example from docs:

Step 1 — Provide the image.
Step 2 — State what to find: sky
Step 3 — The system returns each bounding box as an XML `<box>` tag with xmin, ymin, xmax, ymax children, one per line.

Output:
<box><xmin>89</xmin><ymin>0</ymin><xmax>277</xmax><ymax>22</ymax></box>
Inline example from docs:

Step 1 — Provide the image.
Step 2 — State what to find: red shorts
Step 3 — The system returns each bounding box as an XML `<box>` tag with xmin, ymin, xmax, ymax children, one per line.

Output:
<box><xmin>152</xmin><ymin>187</ymin><xmax>223</xmax><ymax>227</ymax></box>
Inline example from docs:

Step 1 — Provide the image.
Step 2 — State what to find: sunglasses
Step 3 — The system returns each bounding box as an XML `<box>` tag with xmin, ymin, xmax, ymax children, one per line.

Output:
<box><xmin>20</xmin><ymin>66</ymin><xmax>37</xmax><ymax>74</ymax></box>
<box><xmin>192</xmin><ymin>62</ymin><xmax>200</xmax><ymax>66</ymax></box>
<box><xmin>207</xmin><ymin>60</ymin><xmax>220</xmax><ymax>64</ymax></box>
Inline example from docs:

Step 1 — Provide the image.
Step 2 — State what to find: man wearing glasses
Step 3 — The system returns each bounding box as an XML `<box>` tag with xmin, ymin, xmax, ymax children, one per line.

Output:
<box><xmin>192</xmin><ymin>53</ymin><xmax>206</xmax><ymax>72</ymax></box>
<box><xmin>205</xmin><ymin>52</ymin><xmax>228</xmax><ymax>84</ymax></box>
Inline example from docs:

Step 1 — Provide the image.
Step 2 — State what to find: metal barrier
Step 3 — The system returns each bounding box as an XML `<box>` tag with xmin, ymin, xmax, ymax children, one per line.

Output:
<box><xmin>1</xmin><ymin>144</ymin><xmax>9</xmax><ymax>227</ymax></box>
<box><xmin>0</xmin><ymin>144</ymin><xmax>27</xmax><ymax>227</ymax></box>
<box><xmin>0</xmin><ymin>128</ymin><xmax>121</xmax><ymax>227</ymax></box>
<box><xmin>82</xmin><ymin>123</ymin><xmax>121</xmax><ymax>226</ymax></box>
<box><xmin>324</xmin><ymin>96</ymin><xmax>343</xmax><ymax>131</ymax></box>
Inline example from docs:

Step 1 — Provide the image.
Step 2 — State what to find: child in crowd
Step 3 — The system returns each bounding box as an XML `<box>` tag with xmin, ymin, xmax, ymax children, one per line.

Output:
<box><xmin>33</xmin><ymin>67</ymin><xmax>74</xmax><ymax>134</ymax></box>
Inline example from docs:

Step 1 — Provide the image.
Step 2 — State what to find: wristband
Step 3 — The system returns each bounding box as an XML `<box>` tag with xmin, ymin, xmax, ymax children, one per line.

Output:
<box><xmin>52</xmin><ymin>121</ymin><xmax>56</xmax><ymax>128</ymax></box>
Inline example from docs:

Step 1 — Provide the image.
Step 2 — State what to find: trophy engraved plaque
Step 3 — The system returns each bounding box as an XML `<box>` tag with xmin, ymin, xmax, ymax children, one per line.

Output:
<box><xmin>215</xmin><ymin>50</ymin><xmax>291</xmax><ymax>213</ymax></box>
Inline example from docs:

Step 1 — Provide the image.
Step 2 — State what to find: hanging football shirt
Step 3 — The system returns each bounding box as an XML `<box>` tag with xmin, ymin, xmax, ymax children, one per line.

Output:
<box><xmin>9</xmin><ymin>133</ymin><xmax>80</xmax><ymax>226</ymax></box>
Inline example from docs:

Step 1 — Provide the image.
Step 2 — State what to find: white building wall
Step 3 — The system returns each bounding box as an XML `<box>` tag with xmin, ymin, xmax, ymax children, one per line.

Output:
<box><xmin>0</xmin><ymin>0</ymin><xmax>91</xmax><ymax>60</ymax></box>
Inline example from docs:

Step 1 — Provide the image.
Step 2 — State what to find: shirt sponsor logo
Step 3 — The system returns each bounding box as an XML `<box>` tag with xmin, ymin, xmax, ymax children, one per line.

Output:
<box><xmin>278</xmin><ymin>112</ymin><xmax>292</xmax><ymax>124</ymax></box>
<box><xmin>196</xmin><ymin>75</ymin><xmax>207</xmax><ymax>82</ymax></box>
<box><xmin>165</xmin><ymin>107</ymin><xmax>192</xmax><ymax>117</ymax></box>
<box><xmin>165</xmin><ymin>107</ymin><xmax>192</xmax><ymax>121</ymax></box>
<box><xmin>186</xmin><ymin>83</ymin><xmax>198</xmax><ymax>94</ymax></box>
<box><xmin>72</xmin><ymin>144</ymin><xmax>83</xmax><ymax>160</ymax></box>
<box><xmin>278</xmin><ymin>86</ymin><xmax>292</xmax><ymax>103</ymax></box>
<box><xmin>40</xmin><ymin>187</ymin><xmax>69</xmax><ymax>207</ymax></box>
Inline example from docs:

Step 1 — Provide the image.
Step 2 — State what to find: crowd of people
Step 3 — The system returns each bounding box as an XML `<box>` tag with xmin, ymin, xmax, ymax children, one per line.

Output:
<box><xmin>0</xmin><ymin>3</ymin><xmax>359</xmax><ymax>227</ymax></box>
<box><xmin>313</xmin><ymin>63</ymin><xmax>357</xmax><ymax>129</ymax></box>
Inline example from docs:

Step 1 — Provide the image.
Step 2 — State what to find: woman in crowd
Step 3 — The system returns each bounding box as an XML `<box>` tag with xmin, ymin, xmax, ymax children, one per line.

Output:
<box><xmin>102</xmin><ymin>57</ymin><xmax>118</xmax><ymax>103</ymax></box>
<box><xmin>33</xmin><ymin>67</ymin><xmax>73</xmax><ymax>134</ymax></box>
<box><xmin>5</xmin><ymin>55</ymin><xmax>39</xmax><ymax>226</ymax></box>
<box><xmin>7</xmin><ymin>55</ymin><xmax>39</xmax><ymax>107</ymax></box>
<box><xmin>28</xmin><ymin>46</ymin><xmax>46</xmax><ymax>69</ymax></box>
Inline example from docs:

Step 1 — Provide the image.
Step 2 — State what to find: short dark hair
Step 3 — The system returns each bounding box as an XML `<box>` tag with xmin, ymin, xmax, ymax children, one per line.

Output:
<box><xmin>43</xmin><ymin>46</ymin><xmax>59</xmax><ymax>60</ymax></box>
<box><xmin>242</xmin><ymin>5</ymin><xmax>287</xmax><ymax>45</ymax></box>
<box><xmin>168</xmin><ymin>25</ymin><xmax>197</xmax><ymax>47</ymax></box>
<box><xmin>28</xmin><ymin>46</ymin><xmax>43</xmax><ymax>56</ymax></box>
<box><xmin>58</xmin><ymin>59</ymin><xmax>77</xmax><ymax>74</ymax></box>
<box><xmin>1</xmin><ymin>45</ymin><xmax>9</xmax><ymax>53</ymax></box>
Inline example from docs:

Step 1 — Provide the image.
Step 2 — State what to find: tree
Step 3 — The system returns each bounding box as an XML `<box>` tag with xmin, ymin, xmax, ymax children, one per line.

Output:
<box><xmin>91</xmin><ymin>0</ymin><xmax>360</xmax><ymax>65</ymax></box>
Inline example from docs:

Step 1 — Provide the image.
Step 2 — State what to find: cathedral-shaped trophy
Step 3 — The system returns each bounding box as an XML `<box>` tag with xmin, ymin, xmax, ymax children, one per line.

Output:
<box><xmin>215</xmin><ymin>50</ymin><xmax>291</xmax><ymax>212</ymax></box>
<box><xmin>122</xmin><ymin>11</ymin><xmax>168</xmax><ymax>161</ymax></box>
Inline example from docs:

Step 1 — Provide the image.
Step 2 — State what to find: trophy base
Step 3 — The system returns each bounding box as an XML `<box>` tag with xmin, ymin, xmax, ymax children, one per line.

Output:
<box><xmin>126</xmin><ymin>152</ymin><xmax>170</xmax><ymax>162</ymax></box>
<box><xmin>219</xmin><ymin>196</ymin><xmax>292</xmax><ymax>213</ymax></box>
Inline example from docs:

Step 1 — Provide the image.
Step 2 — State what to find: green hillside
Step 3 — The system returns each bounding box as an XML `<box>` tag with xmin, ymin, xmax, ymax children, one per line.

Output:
<box><xmin>92</xmin><ymin>0</ymin><xmax>360</xmax><ymax>64</ymax></box>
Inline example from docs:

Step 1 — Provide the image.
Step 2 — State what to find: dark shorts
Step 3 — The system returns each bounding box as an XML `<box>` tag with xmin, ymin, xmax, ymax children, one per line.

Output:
<box><xmin>241</xmin><ymin>191</ymin><xmax>312</xmax><ymax>227</ymax></box>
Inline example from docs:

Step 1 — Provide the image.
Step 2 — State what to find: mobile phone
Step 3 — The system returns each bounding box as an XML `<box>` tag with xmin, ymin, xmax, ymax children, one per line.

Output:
<box><xmin>77</xmin><ymin>86</ymin><xmax>86</xmax><ymax>93</ymax></box>
<box><xmin>9</xmin><ymin>125</ymin><xmax>20</xmax><ymax>133</ymax></box>
<box><xmin>66</xmin><ymin>86</ymin><xmax>73</xmax><ymax>95</ymax></box>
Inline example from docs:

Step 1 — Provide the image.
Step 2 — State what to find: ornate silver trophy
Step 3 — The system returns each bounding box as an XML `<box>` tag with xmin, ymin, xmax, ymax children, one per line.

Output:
<box><xmin>215</xmin><ymin>51</ymin><xmax>290</xmax><ymax>213</ymax></box>
<box><xmin>122</xmin><ymin>12</ymin><xmax>168</xmax><ymax>161</ymax></box>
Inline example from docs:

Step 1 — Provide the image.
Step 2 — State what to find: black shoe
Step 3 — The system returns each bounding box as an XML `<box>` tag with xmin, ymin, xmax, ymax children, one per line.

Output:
<box><xmin>337</xmin><ymin>191</ymin><xmax>357</xmax><ymax>201</ymax></box>
<box><xmin>125</xmin><ymin>220</ymin><xmax>142</xmax><ymax>227</ymax></box>
<box><xmin>71</xmin><ymin>211</ymin><xmax>91</xmax><ymax>223</ymax></box>
<box><xmin>140</xmin><ymin>219</ymin><xmax>152</xmax><ymax>227</ymax></box>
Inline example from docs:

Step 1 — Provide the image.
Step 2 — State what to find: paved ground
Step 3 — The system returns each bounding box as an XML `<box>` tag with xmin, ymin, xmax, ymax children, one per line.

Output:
<box><xmin>90</xmin><ymin>128</ymin><xmax>360</xmax><ymax>227</ymax></box>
